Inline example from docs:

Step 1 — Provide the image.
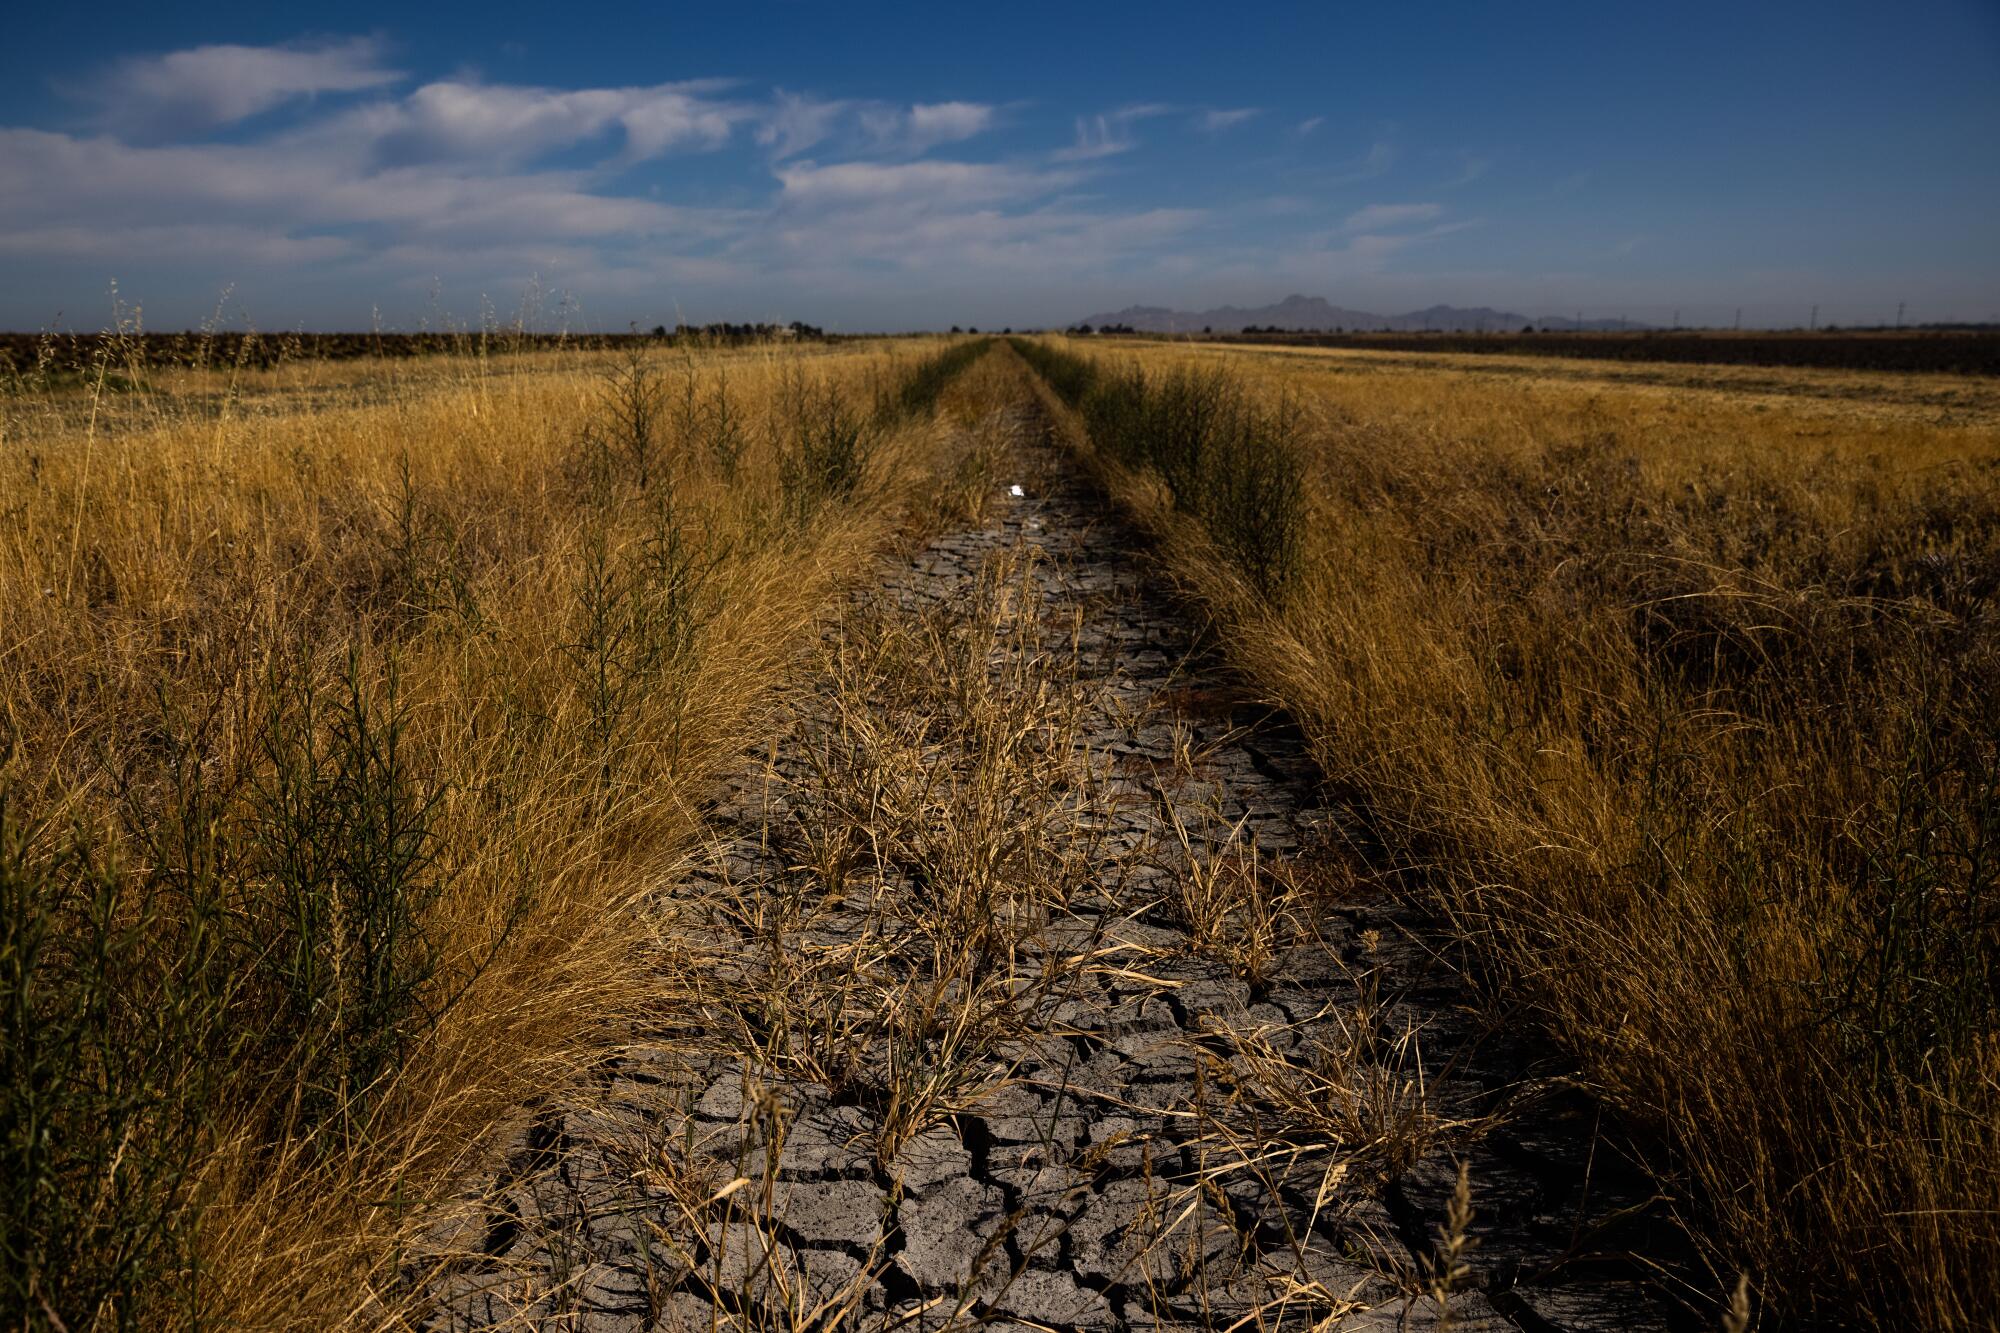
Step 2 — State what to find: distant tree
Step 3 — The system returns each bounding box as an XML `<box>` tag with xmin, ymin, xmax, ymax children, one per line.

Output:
<box><xmin>1522</xmin><ymin>324</ymin><xmax>1536</xmax><ymax>334</ymax></box>
<box><xmin>1203</xmin><ymin>325</ymin><xmax>1213</xmax><ymax>334</ymax></box>
<box><xmin>968</xmin><ymin>326</ymin><xmax>979</xmax><ymax>334</ymax></box>
<box><xmin>1002</xmin><ymin>327</ymin><xmax>1012</xmax><ymax>334</ymax></box>
<box><xmin>950</xmin><ymin>324</ymin><xmax>963</xmax><ymax>334</ymax></box>
<box><xmin>651</xmin><ymin>324</ymin><xmax>668</xmax><ymax>337</ymax></box>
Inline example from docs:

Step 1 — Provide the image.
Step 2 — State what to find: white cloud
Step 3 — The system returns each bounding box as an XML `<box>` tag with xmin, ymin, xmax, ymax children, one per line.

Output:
<box><xmin>0</xmin><ymin>109</ymin><xmax>1116</xmax><ymax>305</ymax></box>
<box><xmin>761</xmin><ymin>96</ymin><xmax>995</xmax><ymax>160</ymax></box>
<box><xmin>1056</xmin><ymin>114</ymin><xmax>1132</xmax><ymax>161</ymax></box>
<box><xmin>1344</xmin><ymin>233</ymin><xmax>1414</xmax><ymax>262</ymax></box>
<box><xmin>0</xmin><ymin>127</ymin><xmax>742</xmax><ymax>255</ymax></box>
<box><xmin>0</xmin><ymin>222</ymin><xmax>354</xmax><ymax>265</ymax></box>
<box><xmin>1053</xmin><ymin>103</ymin><xmax>1171</xmax><ymax>161</ymax></box>
<box><xmin>1345</xmin><ymin>202</ymin><xmax>1442</xmax><ymax>231</ymax></box>
<box><xmin>756</xmin><ymin>201</ymin><xmax>1206</xmax><ymax>281</ymax></box>
<box><xmin>89</xmin><ymin>37</ymin><xmax>402</xmax><ymax>136</ymax></box>
<box><xmin>1199</xmin><ymin>108</ymin><xmax>1260</xmax><ymax>133</ymax></box>
<box><xmin>1296</xmin><ymin>116</ymin><xmax>1325</xmax><ymax>136</ymax></box>
<box><xmin>775</xmin><ymin>159</ymin><xmax>1073</xmax><ymax>209</ymax></box>
<box><xmin>0</xmin><ymin>41</ymin><xmax>1331</xmax><ymax>324</ymax></box>
<box><xmin>299</xmin><ymin>79</ymin><xmax>748</xmax><ymax>166</ymax></box>
<box><xmin>902</xmin><ymin>101</ymin><xmax>997</xmax><ymax>152</ymax></box>
<box><xmin>756</xmin><ymin>91</ymin><xmax>847</xmax><ymax>159</ymax></box>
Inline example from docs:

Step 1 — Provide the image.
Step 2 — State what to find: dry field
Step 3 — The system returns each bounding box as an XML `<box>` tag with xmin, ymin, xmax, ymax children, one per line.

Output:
<box><xmin>1192</xmin><ymin>330</ymin><xmax>2000</xmax><ymax>378</ymax></box>
<box><xmin>1016</xmin><ymin>335</ymin><xmax>2000</xmax><ymax>1330</ymax></box>
<box><xmin>0</xmin><ymin>335</ymin><xmax>995</xmax><ymax>1326</ymax></box>
<box><xmin>4</xmin><ymin>332</ymin><xmax>1995</xmax><ymax>1332</ymax></box>
<box><xmin>1148</xmin><ymin>337</ymin><xmax>2000</xmax><ymax>429</ymax></box>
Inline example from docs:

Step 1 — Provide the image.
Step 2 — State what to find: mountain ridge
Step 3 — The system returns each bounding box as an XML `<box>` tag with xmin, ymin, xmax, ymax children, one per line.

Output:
<box><xmin>1076</xmin><ymin>294</ymin><xmax>1643</xmax><ymax>333</ymax></box>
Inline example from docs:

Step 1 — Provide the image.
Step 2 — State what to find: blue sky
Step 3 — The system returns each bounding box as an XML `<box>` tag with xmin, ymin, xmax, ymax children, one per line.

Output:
<box><xmin>2</xmin><ymin>1</ymin><xmax>1996</xmax><ymax>331</ymax></box>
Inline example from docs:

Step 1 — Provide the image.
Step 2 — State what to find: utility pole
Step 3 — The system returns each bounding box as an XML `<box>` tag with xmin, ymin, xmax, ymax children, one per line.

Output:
<box><xmin>1810</xmin><ymin>304</ymin><xmax>1819</xmax><ymax>331</ymax></box>
<box><xmin>1672</xmin><ymin>309</ymin><xmax>1681</xmax><ymax>330</ymax></box>
<box><xmin>1896</xmin><ymin>300</ymin><xmax>1906</xmax><ymax>330</ymax></box>
<box><xmin>1734</xmin><ymin>307</ymin><xmax>1742</xmax><ymax>331</ymax></box>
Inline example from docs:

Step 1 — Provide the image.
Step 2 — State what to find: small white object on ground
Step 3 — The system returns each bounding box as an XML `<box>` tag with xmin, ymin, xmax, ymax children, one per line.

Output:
<box><xmin>1009</xmin><ymin>484</ymin><xmax>1025</xmax><ymax>497</ymax></box>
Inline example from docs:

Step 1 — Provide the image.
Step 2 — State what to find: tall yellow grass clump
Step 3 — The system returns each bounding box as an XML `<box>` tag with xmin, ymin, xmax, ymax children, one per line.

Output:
<box><xmin>0</xmin><ymin>335</ymin><xmax>988</xmax><ymax>1327</ymax></box>
<box><xmin>1015</xmin><ymin>336</ymin><xmax>2000</xmax><ymax>1330</ymax></box>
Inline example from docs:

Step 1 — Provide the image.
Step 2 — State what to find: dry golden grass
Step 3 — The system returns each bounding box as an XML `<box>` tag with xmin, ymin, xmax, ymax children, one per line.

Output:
<box><xmin>0</xmin><ymin>337</ymin><xmax>983</xmax><ymax>1327</ymax></box>
<box><xmin>1134</xmin><ymin>335</ymin><xmax>2000</xmax><ymax>431</ymax></box>
<box><xmin>1019</xmin><ymin>336</ymin><xmax>2000</xmax><ymax>1330</ymax></box>
<box><xmin>12</xmin><ymin>323</ymin><xmax>1995</xmax><ymax>1328</ymax></box>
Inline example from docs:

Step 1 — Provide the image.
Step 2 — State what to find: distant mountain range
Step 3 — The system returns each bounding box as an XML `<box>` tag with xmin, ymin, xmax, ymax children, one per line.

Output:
<box><xmin>1075</xmin><ymin>294</ymin><xmax>1645</xmax><ymax>334</ymax></box>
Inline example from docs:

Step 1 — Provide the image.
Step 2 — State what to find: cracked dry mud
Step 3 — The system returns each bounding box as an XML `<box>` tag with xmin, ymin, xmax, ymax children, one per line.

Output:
<box><xmin>408</xmin><ymin>409</ymin><xmax>1691</xmax><ymax>1331</ymax></box>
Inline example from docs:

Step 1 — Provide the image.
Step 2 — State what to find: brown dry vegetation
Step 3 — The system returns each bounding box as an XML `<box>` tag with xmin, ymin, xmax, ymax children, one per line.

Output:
<box><xmin>1196</xmin><ymin>329</ymin><xmax>2000</xmax><ymax>378</ymax></box>
<box><xmin>0</xmin><ymin>336</ymin><xmax>990</xmax><ymax>1327</ymax></box>
<box><xmin>1170</xmin><ymin>339</ymin><xmax>2000</xmax><ymax>430</ymax></box>
<box><xmin>10</xmin><ymin>323</ymin><xmax>1997</xmax><ymax>1330</ymax></box>
<box><xmin>1015</xmin><ymin>336</ymin><xmax>2000</xmax><ymax>1330</ymax></box>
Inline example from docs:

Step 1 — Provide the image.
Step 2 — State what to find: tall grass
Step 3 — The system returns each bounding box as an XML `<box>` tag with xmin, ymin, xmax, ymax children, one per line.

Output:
<box><xmin>0</xmin><ymin>336</ymin><xmax>987</xmax><ymax>1328</ymax></box>
<box><xmin>1017</xmin><ymin>336</ymin><xmax>2000</xmax><ymax>1330</ymax></box>
<box><xmin>890</xmin><ymin>336</ymin><xmax>995</xmax><ymax>420</ymax></box>
<box><xmin>1011</xmin><ymin>339</ymin><xmax>1302</xmax><ymax>598</ymax></box>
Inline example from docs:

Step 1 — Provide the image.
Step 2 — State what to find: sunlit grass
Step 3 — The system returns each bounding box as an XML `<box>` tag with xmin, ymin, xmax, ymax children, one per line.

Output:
<box><xmin>1019</xmin><ymin>334</ymin><xmax>2000</xmax><ymax>1331</ymax></box>
<box><xmin>0</xmin><ymin>334</ymin><xmax>987</xmax><ymax>1327</ymax></box>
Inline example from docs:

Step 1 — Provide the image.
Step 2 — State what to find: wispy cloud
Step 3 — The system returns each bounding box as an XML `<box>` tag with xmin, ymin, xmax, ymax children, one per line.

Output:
<box><xmin>897</xmin><ymin>101</ymin><xmax>999</xmax><ymax>152</ymax></box>
<box><xmin>774</xmin><ymin>158</ymin><xmax>1073</xmax><ymax>209</ymax></box>
<box><xmin>84</xmin><ymin>36</ymin><xmax>404</xmax><ymax>138</ymax></box>
<box><xmin>1442</xmin><ymin>150</ymin><xmax>1492</xmax><ymax>187</ymax></box>
<box><xmin>1345</xmin><ymin>202</ymin><xmax>1442</xmax><ymax>231</ymax></box>
<box><xmin>1342</xmin><ymin>232</ymin><xmax>1416</xmax><ymax>263</ymax></box>
<box><xmin>1295</xmin><ymin>116</ymin><xmax>1324</xmax><ymax>136</ymax></box>
<box><xmin>2</xmin><ymin>37</ymin><xmax>1496</xmax><ymax>326</ymax></box>
<box><xmin>1198</xmin><ymin>107</ymin><xmax>1260</xmax><ymax>133</ymax></box>
<box><xmin>756</xmin><ymin>203</ymin><xmax>1206</xmax><ymax>281</ymax></box>
<box><xmin>0</xmin><ymin>220</ymin><xmax>358</xmax><ymax>265</ymax></box>
<box><xmin>1054</xmin><ymin>103</ymin><xmax>1171</xmax><ymax>161</ymax></box>
<box><xmin>762</xmin><ymin>95</ymin><xmax>998</xmax><ymax>160</ymax></box>
<box><xmin>301</xmin><ymin>79</ymin><xmax>751</xmax><ymax>167</ymax></box>
<box><xmin>756</xmin><ymin>90</ymin><xmax>850</xmax><ymax>158</ymax></box>
<box><xmin>1288</xmin><ymin>135</ymin><xmax>1398</xmax><ymax>188</ymax></box>
<box><xmin>0</xmin><ymin>127</ymin><xmax>742</xmax><ymax>241</ymax></box>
